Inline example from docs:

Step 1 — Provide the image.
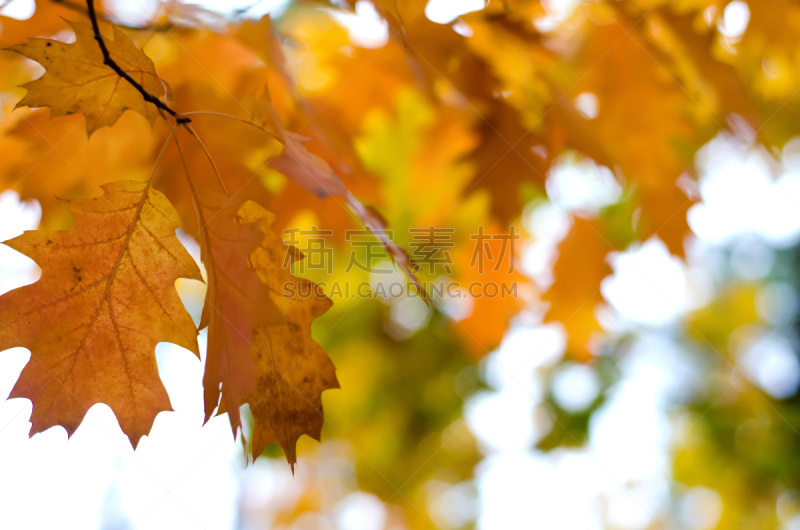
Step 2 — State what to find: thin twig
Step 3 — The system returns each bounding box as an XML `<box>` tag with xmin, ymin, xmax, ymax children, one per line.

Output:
<box><xmin>85</xmin><ymin>0</ymin><xmax>190</xmax><ymax>124</ymax></box>
<box><xmin>180</xmin><ymin>111</ymin><xmax>285</xmax><ymax>143</ymax></box>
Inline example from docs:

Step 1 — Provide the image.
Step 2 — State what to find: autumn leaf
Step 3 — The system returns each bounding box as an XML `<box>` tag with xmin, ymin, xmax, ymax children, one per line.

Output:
<box><xmin>165</xmin><ymin>121</ymin><xmax>291</xmax><ymax>437</ymax></box>
<box><xmin>270</xmin><ymin>133</ymin><xmax>348</xmax><ymax>198</ymax></box>
<box><xmin>0</xmin><ymin>109</ymin><xmax>159</xmax><ymax>230</ymax></box>
<box><xmin>543</xmin><ymin>216</ymin><xmax>613</xmax><ymax>360</ymax></box>
<box><xmin>8</xmin><ymin>20</ymin><xmax>167</xmax><ymax>135</ymax></box>
<box><xmin>0</xmin><ymin>180</ymin><xmax>201</xmax><ymax>446</ymax></box>
<box><xmin>236</xmin><ymin>15</ymin><xmax>293</xmax><ymax>87</ymax></box>
<box><xmin>192</xmin><ymin>190</ymin><xmax>283</xmax><ymax>434</ymax></box>
<box><xmin>237</xmin><ymin>200</ymin><xmax>338</xmax><ymax>468</ymax></box>
<box><xmin>2</xmin><ymin>0</ymin><xmax>798</xmax><ymax>509</ymax></box>
<box><xmin>551</xmin><ymin>15</ymin><xmax>712</xmax><ymax>256</ymax></box>
<box><xmin>190</xmin><ymin>189</ymin><xmax>338</xmax><ymax>466</ymax></box>
<box><xmin>243</xmin><ymin>88</ymin><xmax>286</xmax><ymax>143</ymax></box>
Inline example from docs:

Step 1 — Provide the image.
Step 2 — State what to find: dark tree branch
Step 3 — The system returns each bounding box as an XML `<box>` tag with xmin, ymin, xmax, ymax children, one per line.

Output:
<box><xmin>85</xmin><ymin>0</ymin><xmax>190</xmax><ymax>124</ymax></box>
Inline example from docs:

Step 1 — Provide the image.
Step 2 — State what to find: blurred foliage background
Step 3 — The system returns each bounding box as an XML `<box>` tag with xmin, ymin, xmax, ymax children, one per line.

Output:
<box><xmin>2</xmin><ymin>0</ymin><xmax>800</xmax><ymax>528</ymax></box>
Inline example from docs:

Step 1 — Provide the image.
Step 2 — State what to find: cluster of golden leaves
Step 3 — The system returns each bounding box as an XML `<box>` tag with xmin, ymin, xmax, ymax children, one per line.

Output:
<box><xmin>0</xmin><ymin>9</ymin><xmax>345</xmax><ymax>466</ymax></box>
<box><xmin>0</xmin><ymin>0</ymin><xmax>797</xmax><ymax>466</ymax></box>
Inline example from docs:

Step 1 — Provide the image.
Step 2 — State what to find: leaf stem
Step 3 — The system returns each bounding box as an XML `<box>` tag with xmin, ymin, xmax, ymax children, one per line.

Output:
<box><xmin>148</xmin><ymin>129</ymin><xmax>176</xmax><ymax>182</ymax></box>
<box><xmin>182</xmin><ymin>123</ymin><xmax>230</xmax><ymax>195</ymax></box>
<box><xmin>85</xmin><ymin>0</ymin><xmax>190</xmax><ymax>124</ymax></box>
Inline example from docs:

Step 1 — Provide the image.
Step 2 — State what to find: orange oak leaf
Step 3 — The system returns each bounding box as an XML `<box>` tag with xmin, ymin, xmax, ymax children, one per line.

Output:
<box><xmin>168</xmin><ymin>122</ymin><xmax>284</xmax><ymax>436</ymax></box>
<box><xmin>542</xmin><ymin>216</ymin><xmax>613</xmax><ymax>361</ymax></box>
<box><xmin>191</xmin><ymin>189</ymin><xmax>338</xmax><ymax>466</ymax></box>
<box><xmin>8</xmin><ymin>20</ymin><xmax>167</xmax><ymax>135</ymax></box>
<box><xmin>551</xmin><ymin>17</ymin><xmax>711</xmax><ymax>256</ymax></box>
<box><xmin>193</xmin><ymin>190</ymin><xmax>283</xmax><ymax>434</ymax></box>
<box><xmin>0</xmin><ymin>180</ymin><xmax>202</xmax><ymax>446</ymax></box>
<box><xmin>237</xmin><ymin>200</ymin><xmax>338</xmax><ymax>468</ymax></box>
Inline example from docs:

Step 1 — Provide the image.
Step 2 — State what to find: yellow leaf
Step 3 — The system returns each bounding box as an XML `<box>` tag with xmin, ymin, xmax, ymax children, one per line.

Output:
<box><xmin>8</xmin><ymin>20</ymin><xmax>167</xmax><ymax>135</ymax></box>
